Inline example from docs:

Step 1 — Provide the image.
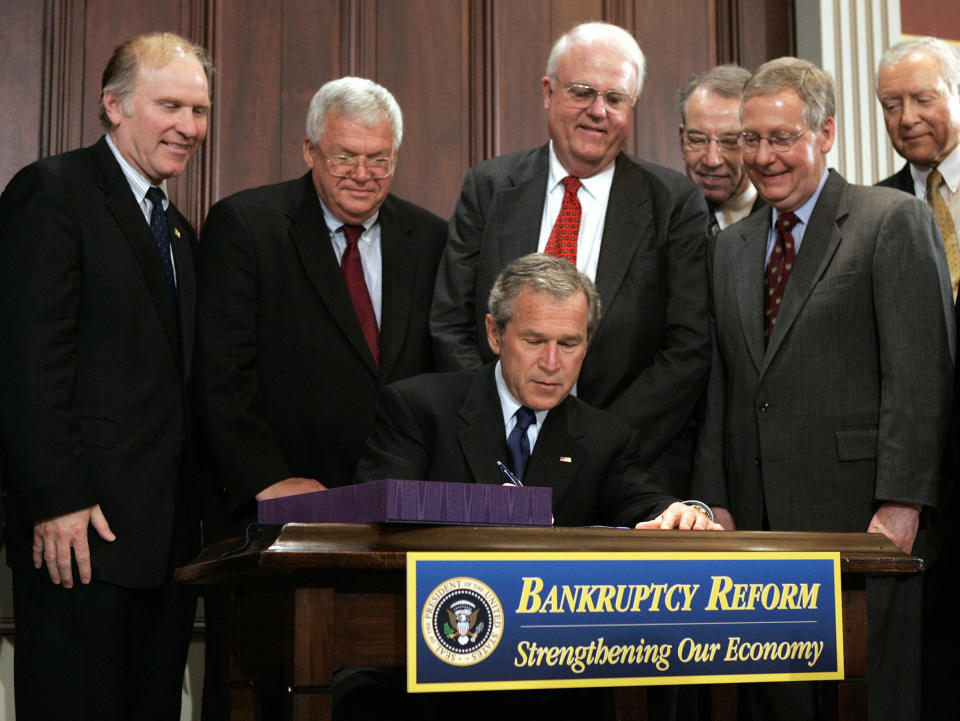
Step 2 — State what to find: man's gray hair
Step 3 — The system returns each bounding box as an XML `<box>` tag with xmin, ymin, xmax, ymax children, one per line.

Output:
<box><xmin>678</xmin><ymin>64</ymin><xmax>752</xmax><ymax>124</ymax></box>
<box><xmin>876</xmin><ymin>36</ymin><xmax>960</xmax><ymax>92</ymax></box>
<box><xmin>743</xmin><ymin>57</ymin><xmax>836</xmax><ymax>130</ymax></box>
<box><xmin>99</xmin><ymin>32</ymin><xmax>213</xmax><ymax>131</ymax></box>
<box><xmin>488</xmin><ymin>253</ymin><xmax>602</xmax><ymax>337</ymax></box>
<box><xmin>545</xmin><ymin>22</ymin><xmax>645</xmax><ymax>97</ymax></box>
<box><xmin>305</xmin><ymin>77</ymin><xmax>403</xmax><ymax>148</ymax></box>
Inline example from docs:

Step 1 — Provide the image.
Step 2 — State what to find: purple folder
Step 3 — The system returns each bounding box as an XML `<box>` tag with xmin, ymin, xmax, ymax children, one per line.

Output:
<box><xmin>257</xmin><ymin>479</ymin><xmax>553</xmax><ymax>526</ymax></box>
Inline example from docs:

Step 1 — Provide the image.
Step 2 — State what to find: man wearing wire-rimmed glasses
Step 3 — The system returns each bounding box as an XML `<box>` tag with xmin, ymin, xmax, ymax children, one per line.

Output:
<box><xmin>691</xmin><ymin>56</ymin><xmax>954</xmax><ymax>721</ymax></box>
<box><xmin>194</xmin><ymin>76</ymin><xmax>447</xmax><ymax>720</ymax></box>
<box><xmin>678</xmin><ymin>64</ymin><xmax>761</xmax><ymax>238</ymax></box>
<box><xmin>432</xmin><ymin>21</ymin><xmax>711</xmax><ymax>498</ymax></box>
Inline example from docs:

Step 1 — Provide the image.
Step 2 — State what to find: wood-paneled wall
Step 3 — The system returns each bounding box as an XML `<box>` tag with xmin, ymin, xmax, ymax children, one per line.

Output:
<box><xmin>0</xmin><ymin>0</ymin><xmax>789</xmax><ymax>227</ymax></box>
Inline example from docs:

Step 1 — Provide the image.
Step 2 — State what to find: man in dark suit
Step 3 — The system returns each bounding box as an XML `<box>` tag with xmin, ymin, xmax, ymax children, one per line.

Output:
<box><xmin>361</xmin><ymin>253</ymin><xmax>719</xmax><ymax>532</ymax></box>
<box><xmin>875</xmin><ymin>36</ymin><xmax>960</xmax><ymax>720</ymax></box>
<box><xmin>875</xmin><ymin>36</ymin><xmax>960</xmax><ymax>296</ymax></box>
<box><xmin>678</xmin><ymin>64</ymin><xmax>761</xmax><ymax>237</ymax></box>
<box><xmin>0</xmin><ymin>32</ymin><xmax>211</xmax><ymax>720</ymax></box>
<box><xmin>196</xmin><ymin>76</ymin><xmax>446</xmax><ymax>718</ymax></box>
<box><xmin>430</xmin><ymin>22</ymin><xmax>710</xmax><ymax>492</ymax></box>
<box><xmin>197</xmin><ymin>76</ymin><xmax>446</xmax><ymax>524</ymax></box>
<box><xmin>691</xmin><ymin>57</ymin><xmax>955</xmax><ymax>721</ymax></box>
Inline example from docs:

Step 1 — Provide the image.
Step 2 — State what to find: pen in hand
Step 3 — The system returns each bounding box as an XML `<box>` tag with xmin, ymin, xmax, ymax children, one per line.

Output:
<box><xmin>496</xmin><ymin>460</ymin><xmax>524</xmax><ymax>487</ymax></box>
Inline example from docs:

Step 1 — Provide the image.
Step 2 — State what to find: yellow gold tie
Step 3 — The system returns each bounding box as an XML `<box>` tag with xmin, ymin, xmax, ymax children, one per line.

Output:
<box><xmin>927</xmin><ymin>169</ymin><xmax>959</xmax><ymax>300</ymax></box>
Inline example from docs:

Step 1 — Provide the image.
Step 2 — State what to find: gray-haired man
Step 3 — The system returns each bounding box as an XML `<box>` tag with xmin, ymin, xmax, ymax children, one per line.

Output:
<box><xmin>196</xmin><ymin>76</ymin><xmax>447</xmax><ymax>719</ymax></box>
<box><xmin>678</xmin><ymin>64</ymin><xmax>760</xmax><ymax>235</ymax></box>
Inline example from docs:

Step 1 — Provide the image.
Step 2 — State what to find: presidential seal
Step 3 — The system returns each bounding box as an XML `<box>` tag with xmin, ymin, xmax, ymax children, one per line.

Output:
<box><xmin>421</xmin><ymin>576</ymin><xmax>504</xmax><ymax>666</ymax></box>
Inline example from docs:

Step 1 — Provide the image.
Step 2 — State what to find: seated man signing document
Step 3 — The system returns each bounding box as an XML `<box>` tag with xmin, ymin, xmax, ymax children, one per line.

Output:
<box><xmin>357</xmin><ymin>253</ymin><xmax>720</xmax><ymax>531</ymax></box>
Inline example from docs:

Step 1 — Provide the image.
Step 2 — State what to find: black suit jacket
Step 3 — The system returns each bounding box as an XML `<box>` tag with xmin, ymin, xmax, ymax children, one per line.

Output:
<box><xmin>197</xmin><ymin>174</ymin><xmax>445</xmax><ymax>532</ymax></box>
<box><xmin>430</xmin><ymin>145</ymin><xmax>711</xmax><ymax>472</ymax></box>
<box><xmin>877</xmin><ymin>163</ymin><xmax>915</xmax><ymax>194</ymax></box>
<box><xmin>0</xmin><ymin>137</ymin><xmax>199</xmax><ymax>589</ymax></box>
<box><xmin>356</xmin><ymin>364</ymin><xmax>677</xmax><ymax>527</ymax></box>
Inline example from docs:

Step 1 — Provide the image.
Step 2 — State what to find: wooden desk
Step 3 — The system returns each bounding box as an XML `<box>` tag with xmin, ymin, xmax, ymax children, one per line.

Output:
<box><xmin>177</xmin><ymin>524</ymin><xmax>921</xmax><ymax>720</ymax></box>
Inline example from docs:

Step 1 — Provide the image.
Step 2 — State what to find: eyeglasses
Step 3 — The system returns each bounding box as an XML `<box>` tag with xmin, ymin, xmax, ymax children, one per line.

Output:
<box><xmin>740</xmin><ymin>129</ymin><xmax>808</xmax><ymax>154</ymax></box>
<box><xmin>682</xmin><ymin>131</ymin><xmax>743</xmax><ymax>152</ymax></box>
<box><xmin>555</xmin><ymin>81</ymin><xmax>635</xmax><ymax>114</ymax></box>
<box><xmin>324</xmin><ymin>153</ymin><xmax>396</xmax><ymax>178</ymax></box>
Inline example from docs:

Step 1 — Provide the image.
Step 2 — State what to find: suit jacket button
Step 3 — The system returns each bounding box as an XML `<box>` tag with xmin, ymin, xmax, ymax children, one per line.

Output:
<box><xmin>754</xmin><ymin>457</ymin><xmax>761</xmax><ymax>467</ymax></box>
<box><xmin>758</xmin><ymin>401</ymin><xmax>769</xmax><ymax>413</ymax></box>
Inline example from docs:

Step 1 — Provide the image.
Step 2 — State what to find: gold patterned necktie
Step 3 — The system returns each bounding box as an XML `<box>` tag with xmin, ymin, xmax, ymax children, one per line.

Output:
<box><xmin>926</xmin><ymin>169</ymin><xmax>959</xmax><ymax>300</ymax></box>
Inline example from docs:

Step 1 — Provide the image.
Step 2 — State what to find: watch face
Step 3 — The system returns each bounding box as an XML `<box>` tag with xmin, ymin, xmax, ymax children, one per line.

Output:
<box><xmin>684</xmin><ymin>501</ymin><xmax>713</xmax><ymax>522</ymax></box>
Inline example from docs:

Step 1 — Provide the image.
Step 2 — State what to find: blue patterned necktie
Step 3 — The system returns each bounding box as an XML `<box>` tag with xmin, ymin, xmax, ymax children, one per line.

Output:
<box><xmin>506</xmin><ymin>406</ymin><xmax>537</xmax><ymax>480</ymax></box>
<box><xmin>146</xmin><ymin>186</ymin><xmax>178</xmax><ymax>305</ymax></box>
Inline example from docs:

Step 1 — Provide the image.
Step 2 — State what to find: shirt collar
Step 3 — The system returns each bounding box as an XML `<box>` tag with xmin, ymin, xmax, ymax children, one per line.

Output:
<box><xmin>547</xmin><ymin>140</ymin><xmax>616</xmax><ymax>200</ymax></box>
<box><xmin>911</xmin><ymin>142</ymin><xmax>960</xmax><ymax>194</ymax></box>
<box><xmin>494</xmin><ymin>360</ymin><xmax>550</xmax><ymax>429</ymax></box>
<box><xmin>105</xmin><ymin>133</ymin><xmax>167</xmax><ymax>207</ymax></box>
<box><xmin>317</xmin><ymin>196</ymin><xmax>380</xmax><ymax>237</ymax></box>
<box><xmin>720</xmin><ymin>182</ymin><xmax>757</xmax><ymax>215</ymax></box>
<box><xmin>771</xmin><ymin>169</ymin><xmax>829</xmax><ymax>229</ymax></box>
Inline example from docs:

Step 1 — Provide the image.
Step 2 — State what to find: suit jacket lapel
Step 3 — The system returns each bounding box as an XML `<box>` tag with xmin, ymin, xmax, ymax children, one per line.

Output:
<box><xmin>169</xmin><ymin>211</ymin><xmax>196</xmax><ymax>378</ymax></box>
<box><xmin>378</xmin><ymin>196</ymin><xmax>417</xmax><ymax>380</ymax></box>
<box><xmin>495</xmin><ymin>145</ymin><xmax>550</xmax><ymax>262</ymax></box>
<box><xmin>594</xmin><ymin>154</ymin><xmax>652</xmax><ymax>316</ymax></box>
<box><xmin>457</xmin><ymin>365</ymin><xmax>512</xmax><ymax>485</ymax></box>
<box><xmin>287</xmin><ymin>174</ymin><xmax>378</xmax><ymax>376</ymax></box>
<box><xmin>895</xmin><ymin>163</ymin><xmax>915</xmax><ymax>195</ymax></box>
<box><xmin>93</xmin><ymin>139</ymin><xmax>182</xmax><ymax>369</ymax></box>
<box><xmin>763</xmin><ymin>171</ymin><xmax>846</xmax><ymax>367</ymax></box>
<box><xmin>732</xmin><ymin>211</ymin><xmax>769</xmax><ymax>372</ymax></box>
<box><xmin>525</xmin><ymin>398</ymin><xmax>585</xmax><ymax>508</ymax></box>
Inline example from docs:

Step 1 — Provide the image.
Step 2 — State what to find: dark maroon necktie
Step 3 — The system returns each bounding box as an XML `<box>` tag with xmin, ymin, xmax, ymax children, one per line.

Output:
<box><xmin>340</xmin><ymin>224</ymin><xmax>379</xmax><ymax>368</ymax></box>
<box><xmin>764</xmin><ymin>211</ymin><xmax>798</xmax><ymax>344</ymax></box>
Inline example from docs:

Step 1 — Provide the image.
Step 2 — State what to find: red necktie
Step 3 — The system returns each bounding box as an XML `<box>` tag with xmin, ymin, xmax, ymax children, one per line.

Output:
<box><xmin>764</xmin><ymin>211</ymin><xmax>798</xmax><ymax>344</ymax></box>
<box><xmin>340</xmin><ymin>224</ymin><xmax>380</xmax><ymax>369</ymax></box>
<box><xmin>544</xmin><ymin>176</ymin><xmax>582</xmax><ymax>263</ymax></box>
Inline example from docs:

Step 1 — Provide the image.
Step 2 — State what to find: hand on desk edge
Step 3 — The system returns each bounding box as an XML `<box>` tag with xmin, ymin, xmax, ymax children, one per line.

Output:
<box><xmin>255</xmin><ymin>477</ymin><xmax>328</xmax><ymax>501</ymax></box>
<box><xmin>867</xmin><ymin>501</ymin><xmax>921</xmax><ymax>554</ymax></box>
<box><xmin>635</xmin><ymin>501</ymin><xmax>725</xmax><ymax>531</ymax></box>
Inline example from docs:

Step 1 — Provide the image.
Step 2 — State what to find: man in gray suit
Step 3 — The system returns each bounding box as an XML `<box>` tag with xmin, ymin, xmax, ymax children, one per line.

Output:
<box><xmin>691</xmin><ymin>57</ymin><xmax>955</xmax><ymax>721</ymax></box>
<box><xmin>430</xmin><ymin>21</ymin><xmax>710</xmax><ymax>491</ymax></box>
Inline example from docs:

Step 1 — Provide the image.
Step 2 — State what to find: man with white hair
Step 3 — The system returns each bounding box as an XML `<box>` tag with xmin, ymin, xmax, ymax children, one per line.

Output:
<box><xmin>876</xmin><ymin>36</ymin><xmax>960</xmax><ymax>298</ymax></box>
<box><xmin>431</xmin><ymin>21</ymin><xmax>711</xmax><ymax>491</ymax></box>
<box><xmin>876</xmin><ymin>35</ymin><xmax>960</xmax><ymax>719</ymax></box>
<box><xmin>196</xmin><ymin>77</ymin><xmax>446</xmax><ymax>718</ymax></box>
<box><xmin>198</xmin><ymin>76</ymin><xmax>445</xmax><ymax>516</ymax></box>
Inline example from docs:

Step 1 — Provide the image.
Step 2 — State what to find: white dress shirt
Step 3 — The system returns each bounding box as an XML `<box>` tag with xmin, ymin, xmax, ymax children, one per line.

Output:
<box><xmin>537</xmin><ymin>141</ymin><xmax>615</xmax><ymax>282</ymax></box>
<box><xmin>319</xmin><ymin>200</ymin><xmax>384</xmax><ymax>327</ymax></box>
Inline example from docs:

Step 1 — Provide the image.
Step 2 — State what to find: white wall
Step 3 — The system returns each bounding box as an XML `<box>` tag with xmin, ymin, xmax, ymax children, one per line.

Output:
<box><xmin>795</xmin><ymin>0</ymin><xmax>904</xmax><ymax>184</ymax></box>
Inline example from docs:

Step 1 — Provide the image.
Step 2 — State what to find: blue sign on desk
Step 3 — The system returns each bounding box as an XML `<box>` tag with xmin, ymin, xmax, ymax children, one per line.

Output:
<box><xmin>406</xmin><ymin>552</ymin><xmax>843</xmax><ymax>692</ymax></box>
